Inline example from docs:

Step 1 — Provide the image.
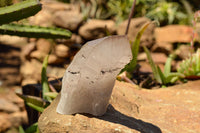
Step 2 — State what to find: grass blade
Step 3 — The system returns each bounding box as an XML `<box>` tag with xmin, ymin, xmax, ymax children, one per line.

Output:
<box><xmin>19</xmin><ymin>126</ymin><xmax>25</xmax><ymax>133</ymax></box>
<box><xmin>25</xmin><ymin>122</ymin><xmax>38</xmax><ymax>133</ymax></box>
<box><xmin>143</xmin><ymin>46</ymin><xmax>162</xmax><ymax>84</ymax></box>
<box><xmin>16</xmin><ymin>92</ymin><xmax>45</xmax><ymax>107</ymax></box>
<box><xmin>196</xmin><ymin>49</ymin><xmax>200</xmax><ymax>72</ymax></box>
<box><xmin>44</xmin><ymin>92</ymin><xmax>58</xmax><ymax>99</ymax></box>
<box><xmin>26</xmin><ymin>102</ymin><xmax>44</xmax><ymax>112</ymax></box>
<box><xmin>42</xmin><ymin>55</ymin><xmax>51</xmax><ymax>101</ymax></box>
<box><xmin>157</xmin><ymin>66</ymin><xmax>165</xmax><ymax>84</ymax></box>
<box><xmin>164</xmin><ymin>54</ymin><xmax>173</xmax><ymax>76</ymax></box>
<box><xmin>122</xmin><ymin>22</ymin><xmax>152</xmax><ymax>73</ymax></box>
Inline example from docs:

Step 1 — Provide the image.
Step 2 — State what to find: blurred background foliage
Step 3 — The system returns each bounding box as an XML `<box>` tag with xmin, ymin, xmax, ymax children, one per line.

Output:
<box><xmin>58</xmin><ymin>0</ymin><xmax>199</xmax><ymax>26</ymax></box>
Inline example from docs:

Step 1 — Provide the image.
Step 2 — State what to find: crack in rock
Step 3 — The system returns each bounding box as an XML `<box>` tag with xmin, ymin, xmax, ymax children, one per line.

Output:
<box><xmin>101</xmin><ymin>68</ymin><xmax>121</xmax><ymax>74</ymax></box>
<box><xmin>68</xmin><ymin>71</ymin><xmax>80</xmax><ymax>74</ymax></box>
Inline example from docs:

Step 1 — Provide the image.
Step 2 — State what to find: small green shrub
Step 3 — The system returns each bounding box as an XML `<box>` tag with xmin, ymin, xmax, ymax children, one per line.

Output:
<box><xmin>144</xmin><ymin>46</ymin><xmax>184</xmax><ymax>86</ymax></box>
<box><xmin>178</xmin><ymin>49</ymin><xmax>200</xmax><ymax>79</ymax></box>
<box><xmin>76</xmin><ymin>0</ymin><xmax>192</xmax><ymax>25</ymax></box>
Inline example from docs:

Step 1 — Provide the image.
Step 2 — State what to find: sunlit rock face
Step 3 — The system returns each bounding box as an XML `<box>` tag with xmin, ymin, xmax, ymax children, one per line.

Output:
<box><xmin>56</xmin><ymin>35</ymin><xmax>132</xmax><ymax>116</ymax></box>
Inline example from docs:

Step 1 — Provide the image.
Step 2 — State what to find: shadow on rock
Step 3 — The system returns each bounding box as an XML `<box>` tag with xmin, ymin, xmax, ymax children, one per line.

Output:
<box><xmin>97</xmin><ymin>105</ymin><xmax>162</xmax><ymax>133</ymax></box>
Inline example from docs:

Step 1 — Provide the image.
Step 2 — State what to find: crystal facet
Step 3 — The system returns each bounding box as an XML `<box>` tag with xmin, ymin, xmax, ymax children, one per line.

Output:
<box><xmin>57</xmin><ymin>35</ymin><xmax>132</xmax><ymax>116</ymax></box>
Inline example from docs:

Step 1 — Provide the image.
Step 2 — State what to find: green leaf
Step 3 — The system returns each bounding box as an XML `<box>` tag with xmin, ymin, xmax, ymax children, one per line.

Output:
<box><xmin>16</xmin><ymin>92</ymin><xmax>44</xmax><ymax>107</ymax></box>
<box><xmin>36</xmin><ymin>126</ymin><xmax>40</xmax><ymax>133</ymax></box>
<box><xmin>196</xmin><ymin>49</ymin><xmax>200</xmax><ymax>72</ymax></box>
<box><xmin>44</xmin><ymin>92</ymin><xmax>58</xmax><ymax>99</ymax></box>
<box><xmin>157</xmin><ymin>66</ymin><xmax>165</xmax><ymax>84</ymax></box>
<box><xmin>42</xmin><ymin>55</ymin><xmax>51</xmax><ymax>101</ymax></box>
<box><xmin>0</xmin><ymin>0</ymin><xmax>42</xmax><ymax>25</ymax></box>
<box><xmin>26</xmin><ymin>102</ymin><xmax>44</xmax><ymax>112</ymax></box>
<box><xmin>122</xmin><ymin>22</ymin><xmax>152</xmax><ymax>73</ymax></box>
<box><xmin>170</xmin><ymin>76</ymin><xmax>179</xmax><ymax>83</ymax></box>
<box><xmin>164</xmin><ymin>54</ymin><xmax>173</xmax><ymax>76</ymax></box>
<box><xmin>19</xmin><ymin>126</ymin><xmax>25</xmax><ymax>133</ymax></box>
<box><xmin>165</xmin><ymin>73</ymin><xmax>183</xmax><ymax>83</ymax></box>
<box><xmin>25</xmin><ymin>122</ymin><xmax>38</xmax><ymax>133</ymax></box>
<box><xmin>0</xmin><ymin>24</ymin><xmax>72</xmax><ymax>39</ymax></box>
<box><xmin>143</xmin><ymin>46</ymin><xmax>162</xmax><ymax>84</ymax></box>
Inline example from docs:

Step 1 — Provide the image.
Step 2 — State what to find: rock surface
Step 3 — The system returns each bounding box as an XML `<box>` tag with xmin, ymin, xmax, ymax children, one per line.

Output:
<box><xmin>137</xmin><ymin>52</ymin><xmax>167</xmax><ymax>64</ymax></box>
<box><xmin>117</xmin><ymin>17</ymin><xmax>155</xmax><ymax>49</ymax></box>
<box><xmin>175</xmin><ymin>45</ymin><xmax>192</xmax><ymax>60</ymax></box>
<box><xmin>155</xmin><ymin>25</ymin><xmax>198</xmax><ymax>43</ymax></box>
<box><xmin>79</xmin><ymin>19</ymin><xmax>116</xmax><ymax>40</ymax></box>
<box><xmin>39</xmin><ymin>80</ymin><xmax>200</xmax><ymax>133</ymax></box>
<box><xmin>0</xmin><ymin>113</ymin><xmax>11</xmax><ymax>132</ymax></box>
<box><xmin>0</xmin><ymin>99</ymin><xmax>19</xmax><ymax>113</ymax></box>
<box><xmin>55</xmin><ymin>44</ymin><xmax>70</xmax><ymax>58</ymax></box>
<box><xmin>53</xmin><ymin>10</ymin><xmax>83</xmax><ymax>31</ymax></box>
<box><xmin>36</xmin><ymin>39</ymin><xmax>52</xmax><ymax>54</ymax></box>
<box><xmin>29</xmin><ymin>10</ymin><xmax>53</xmax><ymax>27</ymax></box>
<box><xmin>0</xmin><ymin>89</ymin><xmax>28</xmax><ymax>132</ymax></box>
<box><xmin>151</xmin><ymin>42</ymin><xmax>173</xmax><ymax>54</ymax></box>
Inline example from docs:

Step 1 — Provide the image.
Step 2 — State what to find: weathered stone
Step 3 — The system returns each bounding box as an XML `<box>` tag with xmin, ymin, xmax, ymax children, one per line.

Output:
<box><xmin>6</xmin><ymin>89</ymin><xmax>24</xmax><ymax>110</ymax></box>
<box><xmin>21</xmin><ymin>78</ymin><xmax>38</xmax><ymax>86</ymax></box>
<box><xmin>41</xmin><ymin>0</ymin><xmax>77</xmax><ymax>13</ymax></box>
<box><xmin>53</xmin><ymin>10</ymin><xmax>83</xmax><ymax>31</ymax></box>
<box><xmin>79</xmin><ymin>19</ymin><xmax>116</xmax><ymax>40</ymax></box>
<box><xmin>175</xmin><ymin>45</ymin><xmax>192</xmax><ymax>60</ymax></box>
<box><xmin>29</xmin><ymin>10</ymin><xmax>53</xmax><ymax>27</ymax></box>
<box><xmin>36</xmin><ymin>39</ymin><xmax>52</xmax><ymax>54</ymax></box>
<box><xmin>20</xmin><ymin>59</ymin><xmax>42</xmax><ymax>82</ymax></box>
<box><xmin>139</xmin><ymin>61</ymin><xmax>164</xmax><ymax>73</ymax></box>
<box><xmin>55</xmin><ymin>44</ymin><xmax>70</xmax><ymax>58</ymax></box>
<box><xmin>39</xmin><ymin>80</ymin><xmax>200</xmax><ymax>133</ymax></box>
<box><xmin>48</xmin><ymin>54</ymin><xmax>66</xmax><ymax>65</ymax></box>
<box><xmin>0</xmin><ymin>35</ymin><xmax>27</xmax><ymax>46</ymax></box>
<box><xmin>0</xmin><ymin>113</ymin><xmax>11</xmax><ymax>132</ymax></box>
<box><xmin>155</xmin><ymin>25</ymin><xmax>198</xmax><ymax>43</ymax></box>
<box><xmin>46</xmin><ymin>66</ymin><xmax>66</xmax><ymax>79</ymax></box>
<box><xmin>117</xmin><ymin>17</ymin><xmax>155</xmax><ymax>49</ymax></box>
<box><xmin>138</xmin><ymin>52</ymin><xmax>167</xmax><ymax>64</ymax></box>
<box><xmin>151</xmin><ymin>42</ymin><xmax>173</xmax><ymax>54</ymax></box>
<box><xmin>30</xmin><ymin>50</ymin><xmax>46</xmax><ymax>61</ymax></box>
<box><xmin>21</xmin><ymin>42</ymin><xmax>36</xmax><ymax>60</ymax></box>
<box><xmin>0</xmin><ymin>99</ymin><xmax>19</xmax><ymax>113</ymax></box>
<box><xmin>8</xmin><ymin>111</ymin><xmax>28</xmax><ymax>127</ymax></box>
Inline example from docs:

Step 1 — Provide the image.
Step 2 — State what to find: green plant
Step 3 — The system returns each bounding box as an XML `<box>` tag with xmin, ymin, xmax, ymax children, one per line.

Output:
<box><xmin>145</xmin><ymin>0</ymin><xmax>189</xmax><ymax>25</ymax></box>
<box><xmin>121</xmin><ymin>22</ymin><xmax>152</xmax><ymax>74</ymax></box>
<box><xmin>19</xmin><ymin>122</ymin><xmax>39</xmax><ymax>133</ymax></box>
<box><xmin>41</xmin><ymin>55</ymin><xmax>51</xmax><ymax>101</ymax></box>
<box><xmin>176</xmin><ymin>10</ymin><xmax>200</xmax><ymax>79</ymax></box>
<box><xmin>0</xmin><ymin>0</ymin><xmax>71</xmax><ymax>39</ymax></box>
<box><xmin>70</xmin><ymin>0</ymin><xmax>192</xmax><ymax>25</ymax></box>
<box><xmin>17</xmin><ymin>55</ymin><xmax>58</xmax><ymax>132</ymax></box>
<box><xmin>0</xmin><ymin>24</ymin><xmax>71</xmax><ymax>38</ymax></box>
<box><xmin>177</xmin><ymin>49</ymin><xmax>200</xmax><ymax>79</ymax></box>
<box><xmin>0</xmin><ymin>0</ymin><xmax>41</xmax><ymax>25</ymax></box>
<box><xmin>144</xmin><ymin>46</ymin><xmax>183</xmax><ymax>86</ymax></box>
<box><xmin>108</xmin><ymin>0</ymin><xmax>134</xmax><ymax>23</ymax></box>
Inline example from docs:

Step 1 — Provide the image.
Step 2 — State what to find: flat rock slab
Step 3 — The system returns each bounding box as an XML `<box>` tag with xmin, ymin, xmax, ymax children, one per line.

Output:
<box><xmin>38</xmin><ymin>80</ymin><xmax>200</xmax><ymax>133</ymax></box>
